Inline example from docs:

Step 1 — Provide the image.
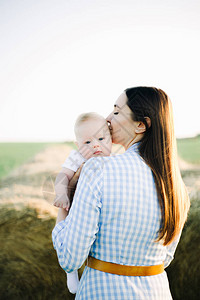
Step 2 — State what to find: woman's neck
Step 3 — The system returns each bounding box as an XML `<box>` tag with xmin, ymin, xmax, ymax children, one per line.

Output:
<box><xmin>123</xmin><ymin>134</ymin><xmax>143</xmax><ymax>150</ymax></box>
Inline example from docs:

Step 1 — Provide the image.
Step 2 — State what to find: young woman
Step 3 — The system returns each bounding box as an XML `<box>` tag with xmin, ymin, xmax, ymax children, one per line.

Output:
<box><xmin>52</xmin><ymin>86</ymin><xmax>189</xmax><ymax>299</ymax></box>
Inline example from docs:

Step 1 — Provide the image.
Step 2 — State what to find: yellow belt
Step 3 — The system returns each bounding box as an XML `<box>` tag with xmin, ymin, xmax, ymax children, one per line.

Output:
<box><xmin>86</xmin><ymin>256</ymin><xmax>164</xmax><ymax>276</ymax></box>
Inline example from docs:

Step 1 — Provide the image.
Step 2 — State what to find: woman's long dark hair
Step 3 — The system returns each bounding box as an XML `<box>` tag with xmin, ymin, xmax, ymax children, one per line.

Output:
<box><xmin>125</xmin><ymin>87</ymin><xmax>190</xmax><ymax>245</ymax></box>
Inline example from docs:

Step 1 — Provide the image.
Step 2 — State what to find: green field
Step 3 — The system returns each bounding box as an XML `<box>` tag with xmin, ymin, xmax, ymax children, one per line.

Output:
<box><xmin>0</xmin><ymin>143</ymin><xmax>57</xmax><ymax>179</ymax></box>
<box><xmin>0</xmin><ymin>137</ymin><xmax>199</xmax><ymax>180</ymax></box>
<box><xmin>177</xmin><ymin>135</ymin><xmax>200</xmax><ymax>164</ymax></box>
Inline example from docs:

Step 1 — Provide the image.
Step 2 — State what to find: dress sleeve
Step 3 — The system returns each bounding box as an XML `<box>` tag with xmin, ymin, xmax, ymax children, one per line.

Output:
<box><xmin>52</xmin><ymin>157</ymin><xmax>103</xmax><ymax>272</ymax></box>
<box><xmin>164</xmin><ymin>232</ymin><xmax>182</xmax><ymax>268</ymax></box>
<box><xmin>62</xmin><ymin>150</ymin><xmax>86</xmax><ymax>172</ymax></box>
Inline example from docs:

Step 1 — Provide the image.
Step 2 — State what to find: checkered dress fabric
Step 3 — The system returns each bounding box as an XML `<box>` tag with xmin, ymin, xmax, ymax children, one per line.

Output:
<box><xmin>52</xmin><ymin>143</ymin><xmax>180</xmax><ymax>299</ymax></box>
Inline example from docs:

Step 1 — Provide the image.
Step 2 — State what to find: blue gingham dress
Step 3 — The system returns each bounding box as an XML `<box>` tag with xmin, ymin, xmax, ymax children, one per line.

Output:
<box><xmin>52</xmin><ymin>143</ymin><xmax>181</xmax><ymax>299</ymax></box>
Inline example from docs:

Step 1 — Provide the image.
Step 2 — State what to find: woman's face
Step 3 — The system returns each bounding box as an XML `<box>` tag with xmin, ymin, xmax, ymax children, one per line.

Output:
<box><xmin>106</xmin><ymin>92</ymin><xmax>139</xmax><ymax>147</ymax></box>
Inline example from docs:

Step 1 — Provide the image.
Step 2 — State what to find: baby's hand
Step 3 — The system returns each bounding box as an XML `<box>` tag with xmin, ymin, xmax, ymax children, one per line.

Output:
<box><xmin>53</xmin><ymin>194</ymin><xmax>70</xmax><ymax>211</ymax></box>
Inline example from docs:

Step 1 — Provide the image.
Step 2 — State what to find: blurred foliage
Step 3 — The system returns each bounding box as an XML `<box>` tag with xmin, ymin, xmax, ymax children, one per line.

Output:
<box><xmin>166</xmin><ymin>191</ymin><xmax>200</xmax><ymax>300</ymax></box>
<box><xmin>0</xmin><ymin>205</ymin><xmax>83</xmax><ymax>300</ymax></box>
<box><xmin>0</xmin><ymin>193</ymin><xmax>199</xmax><ymax>299</ymax></box>
<box><xmin>177</xmin><ymin>135</ymin><xmax>200</xmax><ymax>164</ymax></box>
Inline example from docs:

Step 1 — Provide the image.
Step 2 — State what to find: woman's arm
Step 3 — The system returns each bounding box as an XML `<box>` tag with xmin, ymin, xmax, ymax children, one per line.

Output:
<box><xmin>52</xmin><ymin>157</ymin><xmax>103</xmax><ymax>272</ymax></box>
<box><xmin>164</xmin><ymin>232</ymin><xmax>182</xmax><ymax>268</ymax></box>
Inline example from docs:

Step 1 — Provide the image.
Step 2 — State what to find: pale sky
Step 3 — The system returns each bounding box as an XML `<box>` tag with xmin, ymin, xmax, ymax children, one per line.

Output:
<box><xmin>0</xmin><ymin>0</ymin><xmax>200</xmax><ymax>142</ymax></box>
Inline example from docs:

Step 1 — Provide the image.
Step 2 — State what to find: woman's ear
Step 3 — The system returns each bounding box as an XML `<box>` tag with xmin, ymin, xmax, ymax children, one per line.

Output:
<box><xmin>135</xmin><ymin>122</ymin><xmax>146</xmax><ymax>134</ymax></box>
<box><xmin>135</xmin><ymin>117</ymin><xmax>151</xmax><ymax>134</ymax></box>
<box><xmin>145</xmin><ymin>117</ymin><xmax>151</xmax><ymax>128</ymax></box>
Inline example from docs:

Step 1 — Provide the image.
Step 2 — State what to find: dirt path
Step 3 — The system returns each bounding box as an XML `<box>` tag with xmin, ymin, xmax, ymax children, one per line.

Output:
<box><xmin>0</xmin><ymin>144</ymin><xmax>199</xmax><ymax>216</ymax></box>
<box><xmin>0</xmin><ymin>144</ymin><xmax>73</xmax><ymax>217</ymax></box>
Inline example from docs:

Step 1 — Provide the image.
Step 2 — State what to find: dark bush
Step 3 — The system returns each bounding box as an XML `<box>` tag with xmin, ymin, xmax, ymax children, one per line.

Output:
<box><xmin>0</xmin><ymin>205</ymin><xmax>76</xmax><ymax>300</ymax></box>
<box><xmin>1</xmin><ymin>191</ymin><xmax>199</xmax><ymax>300</ymax></box>
<box><xmin>166</xmin><ymin>192</ymin><xmax>200</xmax><ymax>300</ymax></box>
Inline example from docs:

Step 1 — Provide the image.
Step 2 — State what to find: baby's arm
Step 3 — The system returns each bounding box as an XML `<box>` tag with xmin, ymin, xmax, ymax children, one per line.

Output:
<box><xmin>53</xmin><ymin>149</ymin><xmax>86</xmax><ymax>211</ymax></box>
<box><xmin>54</xmin><ymin>167</ymin><xmax>75</xmax><ymax>210</ymax></box>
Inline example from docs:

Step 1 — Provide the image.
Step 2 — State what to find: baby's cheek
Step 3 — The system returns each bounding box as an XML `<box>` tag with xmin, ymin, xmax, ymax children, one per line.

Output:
<box><xmin>86</xmin><ymin>152</ymin><xmax>95</xmax><ymax>159</ymax></box>
<box><xmin>79</xmin><ymin>145</ymin><xmax>93</xmax><ymax>160</ymax></box>
<box><xmin>101</xmin><ymin>146</ymin><xmax>111</xmax><ymax>156</ymax></box>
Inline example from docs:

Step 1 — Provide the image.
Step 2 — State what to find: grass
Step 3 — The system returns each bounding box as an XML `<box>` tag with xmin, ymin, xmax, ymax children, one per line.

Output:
<box><xmin>177</xmin><ymin>135</ymin><xmax>200</xmax><ymax>164</ymax></box>
<box><xmin>0</xmin><ymin>143</ymin><xmax>58</xmax><ymax>179</ymax></box>
<box><xmin>166</xmin><ymin>190</ymin><xmax>200</xmax><ymax>300</ymax></box>
<box><xmin>0</xmin><ymin>138</ymin><xmax>199</xmax><ymax>299</ymax></box>
<box><xmin>0</xmin><ymin>136</ymin><xmax>199</xmax><ymax>181</ymax></box>
<box><xmin>0</xmin><ymin>190</ymin><xmax>199</xmax><ymax>299</ymax></box>
<box><xmin>0</xmin><ymin>205</ymin><xmax>76</xmax><ymax>300</ymax></box>
<box><xmin>63</xmin><ymin>141</ymin><xmax>76</xmax><ymax>149</ymax></box>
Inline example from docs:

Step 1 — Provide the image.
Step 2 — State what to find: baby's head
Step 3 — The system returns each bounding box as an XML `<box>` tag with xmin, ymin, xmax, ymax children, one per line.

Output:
<box><xmin>74</xmin><ymin>112</ymin><xmax>112</xmax><ymax>160</ymax></box>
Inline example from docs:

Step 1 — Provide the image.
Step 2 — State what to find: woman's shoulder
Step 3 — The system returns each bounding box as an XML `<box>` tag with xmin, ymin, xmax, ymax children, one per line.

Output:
<box><xmin>81</xmin><ymin>156</ymin><xmax>106</xmax><ymax>175</ymax></box>
<box><xmin>83</xmin><ymin>148</ymin><xmax>144</xmax><ymax>170</ymax></box>
<box><xmin>110</xmin><ymin>148</ymin><xmax>140</xmax><ymax>162</ymax></box>
<box><xmin>82</xmin><ymin>155</ymin><xmax>121</xmax><ymax>174</ymax></box>
<box><xmin>104</xmin><ymin>149</ymin><xmax>153</xmax><ymax>175</ymax></box>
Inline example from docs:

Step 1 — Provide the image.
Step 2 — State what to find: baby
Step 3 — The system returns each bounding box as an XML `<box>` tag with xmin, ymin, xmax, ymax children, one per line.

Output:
<box><xmin>53</xmin><ymin>112</ymin><xmax>112</xmax><ymax>294</ymax></box>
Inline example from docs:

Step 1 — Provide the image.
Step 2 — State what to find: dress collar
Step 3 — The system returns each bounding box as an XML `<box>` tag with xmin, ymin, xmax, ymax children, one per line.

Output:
<box><xmin>126</xmin><ymin>142</ymin><xmax>140</xmax><ymax>153</ymax></box>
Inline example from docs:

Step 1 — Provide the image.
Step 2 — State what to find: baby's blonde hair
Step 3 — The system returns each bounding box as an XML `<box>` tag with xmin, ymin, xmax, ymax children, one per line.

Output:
<box><xmin>74</xmin><ymin>112</ymin><xmax>109</xmax><ymax>138</ymax></box>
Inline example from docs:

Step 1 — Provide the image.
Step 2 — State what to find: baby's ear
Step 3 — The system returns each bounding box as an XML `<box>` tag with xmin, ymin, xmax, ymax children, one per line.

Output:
<box><xmin>75</xmin><ymin>141</ymin><xmax>79</xmax><ymax>148</ymax></box>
